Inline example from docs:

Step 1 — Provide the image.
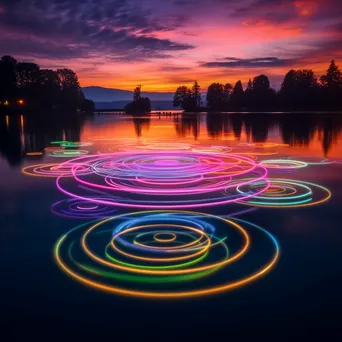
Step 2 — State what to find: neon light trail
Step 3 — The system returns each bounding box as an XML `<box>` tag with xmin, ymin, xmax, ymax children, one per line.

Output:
<box><xmin>3</xmin><ymin>0</ymin><xmax>342</xmax><ymax>334</ymax></box>
<box><xmin>20</xmin><ymin>139</ymin><xmax>335</xmax><ymax>298</ymax></box>
<box><xmin>236</xmin><ymin>179</ymin><xmax>331</xmax><ymax>208</ymax></box>
<box><xmin>55</xmin><ymin>150</ymin><xmax>270</xmax><ymax>208</ymax></box>
<box><xmin>51</xmin><ymin>198</ymin><xmax>117</xmax><ymax>219</ymax></box>
<box><xmin>49</xmin><ymin>150</ymin><xmax>89</xmax><ymax>158</ymax></box>
<box><xmin>54</xmin><ymin>211</ymin><xmax>280</xmax><ymax>298</ymax></box>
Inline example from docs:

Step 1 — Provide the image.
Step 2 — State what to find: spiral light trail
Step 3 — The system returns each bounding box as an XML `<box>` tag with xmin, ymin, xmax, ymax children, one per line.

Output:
<box><xmin>20</xmin><ymin>139</ymin><xmax>334</xmax><ymax>298</ymax></box>
<box><xmin>54</xmin><ymin>211</ymin><xmax>280</xmax><ymax>298</ymax></box>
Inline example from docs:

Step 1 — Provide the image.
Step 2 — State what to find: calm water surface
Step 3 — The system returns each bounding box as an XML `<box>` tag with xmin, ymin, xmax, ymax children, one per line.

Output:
<box><xmin>1</xmin><ymin>112</ymin><xmax>342</xmax><ymax>340</ymax></box>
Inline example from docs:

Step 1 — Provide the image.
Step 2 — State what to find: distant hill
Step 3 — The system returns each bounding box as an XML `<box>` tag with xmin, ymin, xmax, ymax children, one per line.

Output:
<box><xmin>83</xmin><ymin>86</ymin><xmax>208</xmax><ymax>110</ymax></box>
<box><xmin>82</xmin><ymin>86</ymin><xmax>175</xmax><ymax>102</ymax></box>
<box><xmin>95</xmin><ymin>100</ymin><xmax>177</xmax><ymax>110</ymax></box>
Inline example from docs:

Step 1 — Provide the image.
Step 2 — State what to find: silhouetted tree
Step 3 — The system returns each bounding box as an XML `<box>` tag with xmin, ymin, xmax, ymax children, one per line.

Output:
<box><xmin>253</xmin><ymin>75</ymin><xmax>270</xmax><ymax>91</ymax></box>
<box><xmin>80</xmin><ymin>98</ymin><xmax>95</xmax><ymax>113</ymax></box>
<box><xmin>173</xmin><ymin>85</ymin><xmax>198</xmax><ymax>111</ymax></box>
<box><xmin>206</xmin><ymin>83</ymin><xmax>234</xmax><ymax>110</ymax></box>
<box><xmin>125</xmin><ymin>85</ymin><xmax>151</xmax><ymax>114</ymax></box>
<box><xmin>16</xmin><ymin>62</ymin><xmax>40</xmax><ymax>108</ymax></box>
<box><xmin>16</xmin><ymin>62</ymin><xmax>40</xmax><ymax>88</ymax></box>
<box><xmin>230</xmin><ymin>80</ymin><xmax>244</xmax><ymax>109</ymax></box>
<box><xmin>320</xmin><ymin>60</ymin><xmax>342</xmax><ymax>89</ymax></box>
<box><xmin>206</xmin><ymin>83</ymin><xmax>225</xmax><ymax>110</ymax></box>
<box><xmin>280</xmin><ymin>69</ymin><xmax>318</xmax><ymax>109</ymax></box>
<box><xmin>246</xmin><ymin>79</ymin><xmax>253</xmax><ymax>91</ymax></box>
<box><xmin>57</xmin><ymin>68</ymin><xmax>83</xmax><ymax>110</ymax></box>
<box><xmin>191</xmin><ymin>81</ymin><xmax>201</xmax><ymax>108</ymax></box>
<box><xmin>0</xmin><ymin>56</ymin><xmax>17</xmax><ymax>101</ymax></box>
<box><xmin>140</xmin><ymin>98</ymin><xmax>151</xmax><ymax>112</ymax></box>
<box><xmin>223</xmin><ymin>83</ymin><xmax>233</xmax><ymax>103</ymax></box>
<box><xmin>173</xmin><ymin>86</ymin><xmax>191</xmax><ymax>108</ymax></box>
<box><xmin>125</xmin><ymin>98</ymin><xmax>151</xmax><ymax>114</ymax></box>
<box><xmin>320</xmin><ymin>60</ymin><xmax>342</xmax><ymax>109</ymax></box>
<box><xmin>38</xmin><ymin>69</ymin><xmax>61</xmax><ymax>110</ymax></box>
<box><xmin>133</xmin><ymin>85</ymin><xmax>142</xmax><ymax>102</ymax></box>
<box><xmin>183</xmin><ymin>96</ymin><xmax>198</xmax><ymax>111</ymax></box>
<box><xmin>246</xmin><ymin>75</ymin><xmax>276</xmax><ymax>110</ymax></box>
<box><xmin>244</xmin><ymin>78</ymin><xmax>253</xmax><ymax>109</ymax></box>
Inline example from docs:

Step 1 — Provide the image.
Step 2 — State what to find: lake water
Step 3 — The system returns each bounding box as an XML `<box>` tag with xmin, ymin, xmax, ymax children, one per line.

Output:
<box><xmin>1</xmin><ymin>112</ymin><xmax>342</xmax><ymax>340</ymax></box>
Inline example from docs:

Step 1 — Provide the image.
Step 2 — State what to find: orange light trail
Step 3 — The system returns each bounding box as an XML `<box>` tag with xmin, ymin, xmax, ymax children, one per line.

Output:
<box><xmin>54</xmin><ymin>210</ymin><xmax>279</xmax><ymax>298</ymax></box>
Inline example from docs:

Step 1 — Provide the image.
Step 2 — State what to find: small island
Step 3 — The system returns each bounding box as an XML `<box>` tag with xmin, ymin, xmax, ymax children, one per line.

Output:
<box><xmin>124</xmin><ymin>85</ymin><xmax>152</xmax><ymax>114</ymax></box>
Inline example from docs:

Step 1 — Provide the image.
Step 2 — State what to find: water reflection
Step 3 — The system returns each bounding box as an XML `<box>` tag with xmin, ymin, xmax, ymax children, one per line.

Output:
<box><xmin>132</xmin><ymin>115</ymin><xmax>151</xmax><ymax>137</ymax></box>
<box><xmin>230</xmin><ymin>114</ymin><xmax>243</xmax><ymax>140</ymax></box>
<box><xmin>1</xmin><ymin>112</ymin><xmax>342</xmax><ymax>166</ymax></box>
<box><xmin>204</xmin><ymin>113</ymin><xmax>342</xmax><ymax>156</ymax></box>
<box><xmin>278</xmin><ymin>114</ymin><xmax>341</xmax><ymax>156</ymax></box>
<box><xmin>174</xmin><ymin>113</ymin><xmax>200</xmax><ymax>139</ymax></box>
<box><xmin>0</xmin><ymin>113</ymin><xmax>85</xmax><ymax>166</ymax></box>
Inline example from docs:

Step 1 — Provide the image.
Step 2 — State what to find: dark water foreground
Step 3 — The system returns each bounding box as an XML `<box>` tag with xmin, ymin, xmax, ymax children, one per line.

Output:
<box><xmin>1</xmin><ymin>112</ymin><xmax>342</xmax><ymax>340</ymax></box>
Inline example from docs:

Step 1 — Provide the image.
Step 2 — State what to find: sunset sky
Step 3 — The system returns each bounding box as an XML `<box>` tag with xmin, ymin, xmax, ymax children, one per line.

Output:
<box><xmin>1</xmin><ymin>0</ymin><xmax>342</xmax><ymax>91</ymax></box>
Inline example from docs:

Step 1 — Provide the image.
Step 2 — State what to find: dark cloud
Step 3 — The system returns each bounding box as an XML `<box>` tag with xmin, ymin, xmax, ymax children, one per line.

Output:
<box><xmin>0</xmin><ymin>0</ymin><xmax>194</xmax><ymax>61</ymax></box>
<box><xmin>158</xmin><ymin>65</ymin><xmax>193</xmax><ymax>72</ymax></box>
<box><xmin>173</xmin><ymin>0</ymin><xmax>238</xmax><ymax>6</ymax></box>
<box><xmin>234</xmin><ymin>0</ymin><xmax>293</xmax><ymax>21</ymax></box>
<box><xmin>1</xmin><ymin>0</ymin><xmax>342</xmax><ymax>74</ymax></box>
<box><xmin>201</xmin><ymin>57</ymin><xmax>296</xmax><ymax>68</ymax></box>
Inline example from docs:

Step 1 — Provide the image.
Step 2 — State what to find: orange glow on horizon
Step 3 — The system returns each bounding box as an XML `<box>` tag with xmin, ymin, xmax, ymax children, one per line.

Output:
<box><xmin>77</xmin><ymin>58</ymin><xmax>342</xmax><ymax>92</ymax></box>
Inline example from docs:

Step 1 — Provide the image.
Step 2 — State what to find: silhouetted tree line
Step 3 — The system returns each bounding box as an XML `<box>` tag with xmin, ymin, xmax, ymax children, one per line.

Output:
<box><xmin>0</xmin><ymin>55</ymin><xmax>95</xmax><ymax>113</ymax></box>
<box><xmin>173</xmin><ymin>81</ymin><xmax>202</xmax><ymax>111</ymax></box>
<box><xmin>173</xmin><ymin>60</ymin><xmax>342</xmax><ymax>111</ymax></box>
<box><xmin>125</xmin><ymin>85</ymin><xmax>151</xmax><ymax>114</ymax></box>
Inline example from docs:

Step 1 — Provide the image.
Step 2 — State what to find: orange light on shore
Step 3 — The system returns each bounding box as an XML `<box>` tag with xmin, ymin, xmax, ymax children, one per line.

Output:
<box><xmin>4</xmin><ymin>100</ymin><xmax>9</xmax><ymax>105</ymax></box>
<box><xmin>18</xmin><ymin>99</ymin><xmax>24</xmax><ymax>105</ymax></box>
<box><xmin>26</xmin><ymin>152</ymin><xmax>43</xmax><ymax>156</ymax></box>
